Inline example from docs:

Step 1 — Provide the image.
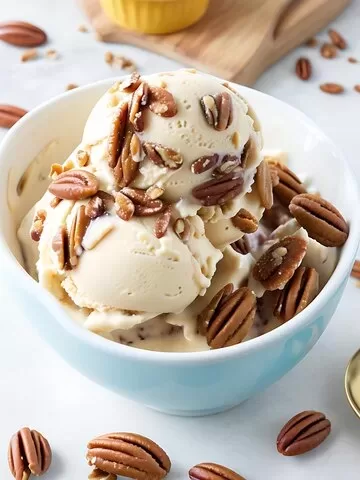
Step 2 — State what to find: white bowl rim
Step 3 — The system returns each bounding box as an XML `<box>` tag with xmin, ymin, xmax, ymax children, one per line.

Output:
<box><xmin>0</xmin><ymin>76</ymin><xmax>359</xmax><ymax>366</ymax></box>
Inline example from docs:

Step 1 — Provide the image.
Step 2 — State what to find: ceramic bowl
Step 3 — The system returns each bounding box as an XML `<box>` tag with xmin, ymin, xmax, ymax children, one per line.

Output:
<box><xmin>0</xmin><ymin>77</ymin><xmax>359</xmax><ymax>416</ymax></box>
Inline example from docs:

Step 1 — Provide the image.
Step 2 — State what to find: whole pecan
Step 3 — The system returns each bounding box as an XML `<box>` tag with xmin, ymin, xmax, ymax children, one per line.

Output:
<box><xmin>0</xmin><ymin>21</ymin><xmax>47</xmax><ymax>46</ymax></box>
<box><xmin>269</xmin><ymin>161</ymin><xmax>306</xmax><ymax>207</ymax></box>
<box><xmin>255</xmin><ymin>160</ymin><xmax>273</xmax><ymax>209</ymax></box>
<box><xmin>295</xmin><ymin>57</ymin><xmax>312</xmax><ymax>80</ymax></box>
<box><xmin>189</xmin><ymin>463</ymin><xmax>246</xmax><ymax>480</ymax></box>
<box><xmin>328</xmin><ymin>29</ymin><xmax>347</xmax><ymax>49</ymax></box>
<box><xmin>69</xmin><ymin>205</ymin><xmax>91</xmax><ymax>268</ymax></box>
<box><xmin>192</xmin><ymin>171</ymin><xmax>244</xmax><ymax>206</ymax></box>
<box><xmin>231</xmin><ymin>208</ymin><xmax>258</xmax><ymax>233</ymax></box>
<box><xmin>129</xmin><ymin>82</ymin><xmax>149</xmax><ymax>132</ymax></box>
<box><xmin>48</xmin><ymin>170</ymin><xmax>99</xmax><ymax>200</ymax></box>
<box><xmin>108</xmin><ymin>103</ymin><xmax>128</xmax><ymax>169</ymax></box>
<box><xmin>252</xmin><ymin>236</ymin><xmax>307</xmax><ymax>291</ymax></box>
<box><xmin>52</xmin><ymin>225</ymin><xmax>69</xmax><ymax>270</ymax></box>
<box><xmin>0</xmin><ymin>104</ymin><xmax>28</xmax><ymax>128</ymax></box>
<box><xmin>154</xmin><ymin>205</ymin><xmax>172</xmax><ymax>239</ymax></box>
<box><xmin>200</xmin><ymin>92</ymin><xmax>233</xmax><ymax>131</ymax></box>
<box><xmin>86</xmin><ymin>432</ymin><xmax>171</xmax><ymax>479</ymax></box>
<box><xmin>289</xmin><ymin>193</ymin><xmax>349</xmax><ymax>247</ymax></box>
<box><xmin>30</xmin><ymin>209</ymin><xmax>47</xmax><ymax>241</ymax></box>
<box><xmin>8</xmin><ymin>427</ymin><xmax>52</xmax><ymax>479</ymax></box>
<box><xmin>198</xmin><ymin>285</ymin><xmax>256</xmax><ymax>349</ymax></box>
<box><xmin>277</xmin><ymin>411</ymin><xmax>331</xmax><ymax>456</ymax></box>
<box><xmin>191</xmin><ymin>154</ymin><xmax>219</xmax><ymax>174</ymax></box>
<box><xmin>148</xmin><ymin>86</ymin><xmax>177</xmax><ymax>117</ymax></box>
<box><xmin>274</xmin><ymin>266</ymin><xmax>319</xmax><ymax>322</ymax></box>
<box><xmin>143</xmin><ymin>142</ymin><xmax>183</xmax><ymax>170</ymax></box>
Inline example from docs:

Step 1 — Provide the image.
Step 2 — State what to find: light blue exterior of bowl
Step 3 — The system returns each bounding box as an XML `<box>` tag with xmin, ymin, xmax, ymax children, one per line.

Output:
<box><xmin>1</xmin><ymin>77</ymin><xmax>359</xmax><ymax>416</ymax></box>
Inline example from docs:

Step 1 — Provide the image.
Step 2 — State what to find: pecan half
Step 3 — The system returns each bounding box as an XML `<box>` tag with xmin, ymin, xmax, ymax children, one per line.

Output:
<box><xmin>146</xmin><ymin>185</ymin><xmax>164</xmax><ymax>199</ymax></box>
<box><xmin>231</xmin><ymin>208</ymin><xmax>258</xmax><ymax>233</ymax></box>
<box><xmin>274</xmin><ymin>267</ymin><xmax>319</xmax><ymax>322</ymax></box>
<box><xmin>52</xmin><ymin>225</ymin><xmax>69</xmax><ymax>270</ymax></box>
<box><xmin>295</xmin><ymin>57</ymin><xmax>312</xmax><ymax>80</ymax></box>
<box><xmin>199</xmin><ymin>285</ymin><xmax>256</xmax><ymax>349</ymax></box>
<box><xmin>114</xmin><ymin>130</ymin><xmax>140</xmax><ymax>188</ymax></box>
<box><xmin>269</xmin><ymin>161</ymin><xmax>306</xmax><ymax>207</ymax></box>
<box><xmin>8</xmin><ymin>427</ymin><xmax>52</xmax><ymax>480</ymax></box>
<box><xmin>89</xmin><ymin>469</ymin><xmax>116</xmax><ymax>480</ymax></box>
<box><xmin>277</xmin><ymin>411</ymin><xmax>331</xmax><ymax>456</ymax></box>
<box><xmin>0</xmin><ymin>21</ymin><xmax>47</xmax><ymax>46</ymax></box>
<box><xmin>143</xmin><ymin>143</ymin><xmax>183</xmax><ymax>170</ymax></box>
<box><xmin>328</xmin><ymin>29</ymin><xmax>347</xmax><ymax>49</ymax></box>
<box><xmin>69</xmin><ymin>205</ymin><xmax>91</xmax><ymax>267</ymax></box>
<box><xmin>148</xmin><ymin>86</ymin><xmax>177</xmax><ymax>117</ymax></box>
<box><xmin>173</xmin><ymin>218</ymin><xmax>191</xmax><ymax>242</ymax></box>
<box><xmin>255</xmin><ymin>160</ymin><xmax>273</xmax><ymax>209</ymax></box>
<box><xmin>200</xmin><ymin>92</ymin><xmax>233</xmax><ymax>131</ymax></box>
<box><xmin>321</xmin><ymin>43</ymin><xmax>337</xmax><ymax>59</ymax></box>
<box><xmin>231</xmin><ymin>237</ymin><xmax>250</xmax><ymax>255</ymax></box>
<box><xmin>154</xmin><ymin>205</ymin><xmax>172</xmax><ymax>239</ymax></box>
<box><xmin>191</xmin><ymin>154</ymin><xmax>219</xmax><ymax>174</ymax></box>
<box><xmin>114</xmin><ymin>192</ymin><xmax>135</xmax><ymax>221</ymax></box>
<box><xmin>108</xmin><ymin>102</ymin><xmax>128</xmax><ymax>169</ymax></box>
<box><xmin>252</xmin><ymin>236</ymin><xmax>307</xmax><ymax>291</ymax></box>
<box><xmin>48</xmin><ymin>170</ymin><xmax>99</xmax><ymax>200</ymax></box>
<box><xmin>320</xmin><ymin>83</ymin><xmax>344</xmax><ymax>94</ymax></box>
<box><xmin>351</xmin><ymin>259</ymin><xmax>360</xmax><ymax>279</ymax></box>
<box><xmin>198</xmin><ymin>283</ymin><xmax>233</xmax><ymax>336</ymax></box>
<box><xmin>192</xmin><ymin>171</ymin><xmax>244</xmax><ymax>206</ymax></box>
<box><xmin>0</xmin><ymin>104</ymin><xmax>28</xmax><ymax>128</ymax></box>
<box><xmin>134</xmin><ymin>202</ymin><xmax>164</xmax><ymax>217</ymax></box>
<box><xmin>129</xmin><ymin>82</ymin><xmax>149</xmax><ymax>132</ymax></box>
<box><xmin>121</xmin><ymin>72</ymin><xmax>141</xmax><ymax>93</ymax></box>
<box><xmin>214</xmin><ymin>155</ymin><xmax>240</xmax><ymax>176</ymax></box>
<box><xmin>30</xmin><ymin>209</ymin><xmax>47</xmax><ymax>241</ymax></box>
<box><xmin>86</xmin><ymin>432</ymin><xmax>171</xmax><ymax>480</ymax></box>
<box><xmin>189</xmin><ymin>463</ymin><xmax>246</xmax><ymax>480</ymax></box>
<box><xmin>289</xmin><ymin>193</ymin><xmax>349</xmax><ymax>247</ymax></box>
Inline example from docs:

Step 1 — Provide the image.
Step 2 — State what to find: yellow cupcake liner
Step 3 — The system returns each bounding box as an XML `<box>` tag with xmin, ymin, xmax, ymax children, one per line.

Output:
<box><xmin>100</xmin><ymin>0</ymin><xmax>209</xmax><ymax>35</ymax></box>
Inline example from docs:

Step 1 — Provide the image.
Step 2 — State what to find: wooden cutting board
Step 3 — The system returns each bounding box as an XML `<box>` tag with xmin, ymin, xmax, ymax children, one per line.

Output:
<box><xmin>79</xmin><ymin>0</ymin><xmax>351</xmax><ymax>85</ymax></box>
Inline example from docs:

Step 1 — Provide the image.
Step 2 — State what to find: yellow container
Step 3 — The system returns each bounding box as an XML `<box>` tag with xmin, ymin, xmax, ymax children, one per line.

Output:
<box><xmin>100</xmin><ymin>0</ymin><xmax>209</xmax><ymax>35</ymax></box>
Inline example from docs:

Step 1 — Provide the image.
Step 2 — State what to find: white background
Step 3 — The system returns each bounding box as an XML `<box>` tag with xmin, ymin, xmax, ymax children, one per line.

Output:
<box><xmin>1</xmin><ymin>1</ymin><xmax>360</xmax><ymax>478</ymax></box>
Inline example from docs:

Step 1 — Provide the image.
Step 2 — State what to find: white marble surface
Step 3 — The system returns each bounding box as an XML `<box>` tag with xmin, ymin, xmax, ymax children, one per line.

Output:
<box><xmin>1</xmin><ymin>1</ymin><xmax>360</xmax><ymax>478</ymax></box>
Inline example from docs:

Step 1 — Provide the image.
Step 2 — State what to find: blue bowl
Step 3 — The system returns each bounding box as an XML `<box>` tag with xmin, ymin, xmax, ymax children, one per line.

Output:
<box><xmin>1</xmin><ymin>77</ymin><xmax>359</xmax><ymax>416</ymax></box>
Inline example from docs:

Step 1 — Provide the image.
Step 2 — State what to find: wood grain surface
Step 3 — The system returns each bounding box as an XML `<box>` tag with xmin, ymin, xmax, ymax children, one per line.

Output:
<box><xmin>79</xmin><ymin>0</ymin><xmax>351</xmax><ymax>84</ymax></box>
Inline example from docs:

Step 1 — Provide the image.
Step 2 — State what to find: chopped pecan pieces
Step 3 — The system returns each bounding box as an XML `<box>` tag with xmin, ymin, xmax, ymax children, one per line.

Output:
<box><xmin>121</xmin><ymin>72</ymin><xmax>141</xmax><ymax>93</ymax></box>
<box><xmin>114</xmin><ymin>192</ymin><xmax>135</xmax><ymax>221</ymax></box>
<box><xmin>173</xmin><ymin>218</ymin><xmax>191</xmax><ymax>242</ymax></box>
<box><xmin>129</xmin><ymin>82</ymin><xmax>149</xmax><ymax>132</ymax></box>
<box><xmin>252</xmin><ymin>236</ymin><xmax>307</xmax><ymax>291</ymax></box>
<box><xmin>30</xmin><ymin>209</ymin><xmax>47</xmax><ymax>241</ymax></box>
<box><xmin>148</xmin><ymin>86</ymin><xmax>177</xmax><ymax>117</ymax></box>
<box><xmin>52</xmin><ymin>225</ymin><xmax>69</xmax><ymax>270</ymax></box>
<box><xmin>191</xmin><ymin>154</ymin><xmax>219</xmax><ymax>174</ymax></box>
<box><xmin>108</xmin><ymin>102</ymin><xmax>128</xmax><ymax>169</ymax></box>
<box><xmin>255</xmin><ymin>160</ymin><xmax>273</xmax><ymax>209</ymax></box>
<box><xmin>69</xmin><ymin>205</ymin><xmax>91</xmax><ymax>267</ymax></box>
<box><xmin>231</xmin><ymin>208</ymin><xmax>258</xmax><ymax>233</ymax></box>
<box><xmin>154</xmin><ymin>205</ymin><xmax>172</xmax><ymax>239</ymax></box>
<box><xmin>143</xmin><ymin>143</ymin><xmax>183</xmax><ymax>169</ymax></box>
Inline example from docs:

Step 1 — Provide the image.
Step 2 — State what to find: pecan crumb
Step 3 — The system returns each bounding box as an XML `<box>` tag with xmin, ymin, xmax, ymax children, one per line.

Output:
<box><xmin>76</xmin><ymin>150</ymin><xmax>89</xmax><ymax>167</ymax></box>
<box><xmin>45</xmin><ymin>48</ymin><xmax>59</xmax><ymax>60</ymax></box>
<box><xmin>104</xmin><ymin>51</ymin><xmax>137</xmax><ymax>71</ymax></box>
<box><xmin>348</xmin><ymin>57</ymin><xmax>358</xmax><ymax>63</ymax></box>
<box><xmin>77</xmin><ymin>24</ymin><xmax>89</xmax><ymax>33</ymax></box>
<box><xmin>21</xmin><ymin>48</ymin><xmax>38</xmax><ymax>62</ymax></box>
<box><xmin>66</xmin><ymin>83</ymin><xmax>79</xmax><ymax>91</ymax></box>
